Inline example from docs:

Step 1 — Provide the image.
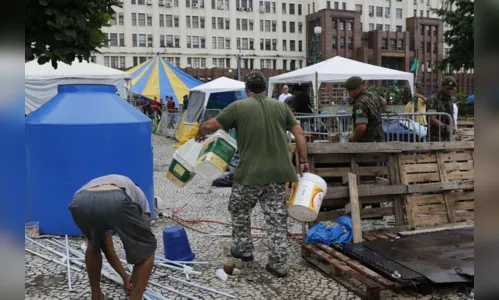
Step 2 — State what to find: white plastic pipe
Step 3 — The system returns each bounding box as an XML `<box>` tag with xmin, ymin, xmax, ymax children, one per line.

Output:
<box><xmin>169</xmin><ymin>261</ymin><xmax>209</xmax><ymax>265</ymax></box>
<box><xmin>148</xmin><ymin>281</ymin><xmax>201</xmax><ymax>300</ymax></box>
<box><xmin>155</xmin><ymin>262</ymin><xmax>202</xmax><ymax>276</ymax></box>
<box><xmin>65</xmin><ymin>235</ymin><xmax>73</xmax><ymax>291</ymax></box>
<box><xmin>25</xmin><ymin>236</ymin><xmax>66</xmax><ymax>258</ymax></box>
<box><xmin>168</xmin><ymin>276</ymin><xmax>237</xmax><ymax>299</ymax></box>
<box><xmin>25</xmin><ymin>248</ymin><xmax>82</xmax><ymax>272</ymax></box>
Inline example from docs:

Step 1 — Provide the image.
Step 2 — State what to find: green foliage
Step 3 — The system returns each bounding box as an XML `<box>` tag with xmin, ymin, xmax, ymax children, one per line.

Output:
<box><xmin>26</xmin><ymin>0</ymin><xmax>121</xmax><ymax>69</ymax></box>
<box><xmin>454</xmin><ymin>91</ymin><xmax>468</xmax><ymax>101</ymax></box>
<box><xmin>432</xmin><ymin>0</ymin><xmax>474</xmax><ymax>71</ymax></box>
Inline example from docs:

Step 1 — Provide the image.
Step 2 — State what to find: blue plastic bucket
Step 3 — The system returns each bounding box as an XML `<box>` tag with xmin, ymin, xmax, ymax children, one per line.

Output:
<box><xmin>162</xmin><ymin>226</ymin><xmax>195</xmax><ymax>261</ymax></box>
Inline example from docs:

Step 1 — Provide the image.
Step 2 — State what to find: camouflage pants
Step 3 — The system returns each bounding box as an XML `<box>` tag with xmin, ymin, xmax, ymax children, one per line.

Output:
<box><xmin>229</xmin><ymin>182</ymin><xmax>288</xmax><ymax>270</ymax></box>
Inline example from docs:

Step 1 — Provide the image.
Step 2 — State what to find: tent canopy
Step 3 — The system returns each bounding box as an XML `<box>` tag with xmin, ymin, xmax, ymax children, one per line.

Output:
<box><xmin>25</xmin><ymin>59</ymin><xmax>130</xmax><ymax>114</ymax></box>
<box><xmin>185</xmin><ymin>77</ymin><xmax>246</xmax><ymax>124</ymax></box>
<box><xmin>268</xmin><ymin>56</ymin><xmax>414</xmax><ymax>99</ymax></box>
<box><xmin>128</xmin><ymin>56</ymin><xmax>202</xmax><ymax>105</ymax></box>
<box><xmin>466</xmin><ymin>94</ymin><xmax>474</xmax><ymax>103</ymax></box>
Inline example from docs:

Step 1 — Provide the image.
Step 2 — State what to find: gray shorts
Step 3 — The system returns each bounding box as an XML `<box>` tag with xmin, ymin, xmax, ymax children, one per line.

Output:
<box><xmin>68</xmin><ymin>189</ymin><xmax>157</xmax><ymax>264</ymax></box>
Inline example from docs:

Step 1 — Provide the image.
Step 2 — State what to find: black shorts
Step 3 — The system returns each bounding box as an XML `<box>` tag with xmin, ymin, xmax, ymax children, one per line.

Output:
<box><xmin>68</xmin><ymin>189</ymin><xmax>157</xmax><ymax>264</ymax></box>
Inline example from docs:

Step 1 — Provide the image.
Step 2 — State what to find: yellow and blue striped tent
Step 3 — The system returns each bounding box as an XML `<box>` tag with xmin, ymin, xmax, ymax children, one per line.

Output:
<box><xmin>127</xmin><ymin>56</ymin><xmax>202</xmax><ymax>105</ymax></box>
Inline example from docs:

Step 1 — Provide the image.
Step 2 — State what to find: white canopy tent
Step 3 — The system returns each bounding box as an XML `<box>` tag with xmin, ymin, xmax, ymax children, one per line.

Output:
<box><xmin>185</xmin><ymin>76</ymin><xmax>246</xmax><ymax>123</ymax></box>
<box><xmin>25</xmin><ymin>59</ymin><xmax>131</xmax><ymax>114</ymax></box>
<box><xmin>268</xmin><ymin>56</ymin><xmax>414</xmax><ymax>107</ymax></box>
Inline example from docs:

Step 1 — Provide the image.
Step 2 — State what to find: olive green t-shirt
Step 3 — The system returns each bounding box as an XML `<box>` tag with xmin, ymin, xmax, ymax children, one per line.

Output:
<box><xmin>215</xmin><ymin>95</ymin><xmax>299</xmax><ymax>186</ymax></box>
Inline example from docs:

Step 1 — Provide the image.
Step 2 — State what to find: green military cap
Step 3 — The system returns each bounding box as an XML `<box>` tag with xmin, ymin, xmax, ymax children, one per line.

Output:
<box><xmin>245</xmin><ymin>70</ymin><xmax>267</xmax><ymax>86</ymax></box>
<box><xmin>441</xmin><ymin>76</ymin><xmax>458</xmax><ymax>87</ymax></box>
<box><xmin>345</xmin><ymin>76</ymin><xmax>364</xmax><ymax>90</ymax></box>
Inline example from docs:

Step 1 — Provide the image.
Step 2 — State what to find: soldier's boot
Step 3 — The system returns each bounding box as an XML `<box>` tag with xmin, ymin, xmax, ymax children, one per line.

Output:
<box><xmin>265</xmin><ymin>264</ymin><xmax>288</xmax><ymax>278</ymax></box>
<box><xmin>230</xmin><ymin>246</ymin><xmax>254</xmax><ymax>262</ymax></box>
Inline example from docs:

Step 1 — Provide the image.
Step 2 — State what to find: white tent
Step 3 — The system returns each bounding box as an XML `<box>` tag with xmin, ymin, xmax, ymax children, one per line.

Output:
<box><xmin>25</xmin><ymin>59</ymin><xmax>131</xmax><ymax>114</ymax></box>
<box><xmin>268</xmin><ymin>56</ymin><xmax>414</xmax><ymax>105</ymax></box>
<box><xmin>189</xmin><ymin>76</ymin><xmax>246</xmax><ymax>106</ymax></box>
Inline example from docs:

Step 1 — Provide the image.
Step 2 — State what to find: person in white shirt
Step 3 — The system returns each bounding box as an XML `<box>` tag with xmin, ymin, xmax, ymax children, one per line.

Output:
<box><xmin>453</xmin><ymin>101</ymin><xmax>459</xmax><ymax>130</ymax></box>
<box><xmin>278</xmin><ymin>85</ymin><xmax>292</xmax><ymax>102</ymax></box>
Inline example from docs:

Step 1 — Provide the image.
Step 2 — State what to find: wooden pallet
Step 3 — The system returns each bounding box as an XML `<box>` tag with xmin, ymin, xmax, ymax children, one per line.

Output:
<box><xmin>399</xmin><ymin>149</ymin><xmax>474</xmax><ymax>228</ymax></box>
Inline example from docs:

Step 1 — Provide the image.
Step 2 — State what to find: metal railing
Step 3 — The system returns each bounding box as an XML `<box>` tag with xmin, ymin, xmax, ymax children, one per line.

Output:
<box><xmin>156</xmin><ymin>110</ymin><xmax>183</xmax><ymax>137</ymax></box>
<box><xmin>291</xmin><ymin>112</ymin><xmax>455</xmax><ymax>143</ymax></box>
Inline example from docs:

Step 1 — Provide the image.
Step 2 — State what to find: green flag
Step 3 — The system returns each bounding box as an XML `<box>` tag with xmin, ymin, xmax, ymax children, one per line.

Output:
<box><xmin>410</xmin><ymin>58</ymin><xmax>420</xmax><ymax>73</ymax></box>
<box><xmin>388</xmin><ymin>0</ymin><xmax>391</xmax><ymax>9</ymax></box>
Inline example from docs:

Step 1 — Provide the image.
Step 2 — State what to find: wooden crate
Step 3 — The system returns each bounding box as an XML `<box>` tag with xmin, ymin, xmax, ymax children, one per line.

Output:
<box><xmin>399</xmin><ymin>149</ymin><xmax>474</xmax><ymax>228</ymax></box>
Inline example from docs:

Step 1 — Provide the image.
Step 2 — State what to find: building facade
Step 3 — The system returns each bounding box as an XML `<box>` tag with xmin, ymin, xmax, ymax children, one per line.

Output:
<box><xmin>94</xmin><ymin>0</ymin><xmax>473</xmax><ymax>94</ymax></box>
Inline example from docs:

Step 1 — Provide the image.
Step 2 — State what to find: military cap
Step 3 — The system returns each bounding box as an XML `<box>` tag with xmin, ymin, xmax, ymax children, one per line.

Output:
<box><xmin>245</xmin><ymin>70</ymin><xmax>267</xmax><ymax>86</ymax></box>
<box><xmin>441</xmin><ymin>76</ymin><xmax>458</xmax><ymax>87</ymax></box>
<box><xmin>345</xmin><ymin>76</ymin><xmax>364</xmax><ymax>90</ymax></box>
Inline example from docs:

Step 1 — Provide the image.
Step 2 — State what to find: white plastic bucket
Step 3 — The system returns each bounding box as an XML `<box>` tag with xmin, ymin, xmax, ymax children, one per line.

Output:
<box><xmin>287</xmin><ymin>173</ymin><xmax>327</xmax><ymax>222</ymax></box>
<box><xmin>166</xmin><ymin>139</ymin><xmax>202</xmax><ymax>187</ymax></box>
<box><xmin>195</xmin><ymin>130</ymin><xmax>237</xmax><ymax>181</ymax></box>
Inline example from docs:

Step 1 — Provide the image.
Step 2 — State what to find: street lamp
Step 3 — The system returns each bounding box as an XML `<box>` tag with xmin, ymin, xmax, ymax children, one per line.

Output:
<box><xmin>236</xmin><ymin>49</ymin><xmax>242</xmax><ymax>81</ymax></box>
<box><xmin>313</xmin><ymin>26</ymin><xmax>322</xmax><ymax>64</ymax></box>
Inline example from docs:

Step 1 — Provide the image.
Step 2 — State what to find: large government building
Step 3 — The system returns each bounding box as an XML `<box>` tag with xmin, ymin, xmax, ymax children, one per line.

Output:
<box><xmin>92</xmin><ymin>0</ymin><xmax>473</xmax><ymax>94</ymax></box>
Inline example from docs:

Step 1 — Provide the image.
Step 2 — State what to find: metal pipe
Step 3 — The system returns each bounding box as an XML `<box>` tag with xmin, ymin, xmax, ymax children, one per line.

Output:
<box><xmin>169</xmin><ymin>261</ymin><xmax>209</xmax><ymax>265</ymax></box>
<box><xmin>65</xmin><ymin>235</ymin><xmax>73</xmax><ymax>291</ymax></box>
<box><xmin>25</xmin><ymin>236</ymin><xmax>66</xmax><ymax>258</ymax></box>
<box><xmin>145</xmin><ymin>289</ymin><xmax>170</xmax><ymax>300</ymax></box>
<box><xmin>148</xmin><ymin>281</ymin><xmax>201</xmax><ymax>300</ymax></box>
<box><xmin>155</xmin><ymin>262</ymin><xmax>202</xmax><ymax>276</ymax></box>
<box><xmin>168</xmin><ymin>276</ymin><xmax>237</xmax><ymax>299</ymax></box>
<box><xmin>25</xmin><ymin>248</ymin><xmax>82</xmax><ymax>272</ymax></box>
<box><xmin>154</xmin><ymin>255</ymin><xmax>186</xmax><ymax>268</ymax></box>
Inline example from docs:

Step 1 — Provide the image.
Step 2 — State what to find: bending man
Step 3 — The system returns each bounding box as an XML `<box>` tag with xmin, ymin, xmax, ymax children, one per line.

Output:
<box><xmin>69</xmin><ymin>174</ymin><xmax>157</xmax><ymax>300</ymax></box>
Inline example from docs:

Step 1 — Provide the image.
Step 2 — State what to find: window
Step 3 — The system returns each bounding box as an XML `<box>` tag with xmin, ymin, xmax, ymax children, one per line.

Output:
<box><xmin>282</xmin><ymin>21</ymin><xmax>286</xmax><ymax>32</ymax></box>
<box><xmin>326</xmin><ymin>1</ymin><xmax>330</xmax><ymax>9</ymax></box>
<box><xmin>376</xmin><ymin>24</ymin><xmax>383</xmax><ymax>30</ymax></box>
<box><xmin>290</xmin><ymin>40</ymin><xmax>295</xmax><ymax>51</ymax></box>
<box><xmin>160</xmin><ymin>35</ymin><xmax>166</xmax><ymax>47</ymax></box>
<box><xmin>396</xmin><ymin>25</ymin><xmax>402</xmax><ymax>32</ymax></box>
<box><xmin>282</xmin><ymin>3</ymin><xmax>286</xmax><ymax>14</ymax></box>
<box><xmin>339</xmin><ymin>21</ymin><xmax>344</xmax><ymax>30</ymax></box>
<box><xmin>361</xmin><ymin>40</ymin><xmax>367</xmax><ymax>47</ymax></box>
<box><xmin>298</xmin><ymin>22</ymin><xmax>303</xmax><ymax>33</ymax></box>
<box><xmin>147</xmin><ymin>14</ymin><xmax>152</xmax><ymax>26</ymax></box>
<box><xmin>118</xmin><ymin>13</ymin><xmax>124</xmax><ymax>25</ymax></box>
<box><xmin>299</xmin><ymin>40</ymin><xmax>303</xmax><ymax>51</ymax></box>
<box><xmin>242</xmin><ymin>38</ymin><xmax>249</xmax><ymax>50</ymax></box>
<box><xmin>212</xmin><ymin>17</ymin><xmax>216</xmax><ymax>29</ymax></box>
<box><xmin>138</xmin><ymin>13</ymin><xmax>145</xmax><ymax>26</ymax></box>
<box><xmin>249</xmin><ymin>38</ymin><xmax>254</xmax><ymax>50</ymax></box>
<box><xmin>249</xmin><ymin>19</ymin><xmax>254</xmax><ymax>30</ymax></box>
<box><xmin>225</xmin><ymin>38</ymin><xmax>231</xmax><ymax>49</ymax></box>
<box><xmin>212</xmin><ymin>37</ymin><xmax>217</xmax><ymax>49</ymax></box>
<box><xmin>109</xmin><ymin>14</ymin><xmax>117</xmax><ymax>26</ymax></box>
<box><xmin>193</xmin><ymin>16</ymin><xmax>199</xmax><ymax>28</ymax></box>
<box><xmin>298</xmin><ymin>4</ymin><xmax>302</xmax><ymax>15</ymax></box>
<box><xmin>160</xmin><ymin>15</ymin><xmax>164</xmax><ymax>27</ymax></box>
<box><xmin>348</xmin><ymin>22</ymin><xmax>352</xmax><ymax>31</ymax></box>
<box><xmin>109</xmin><ymin>33</ymin><xmax>118</xmax><ymax>46</ymax></box>
<box><xmin>376</xmin><ymin>7</ymin><xmax>382</xmax><ymax>17</ymax></box>
<box><xmin>433</xmin><ymin>42</ymin><xmax>437</xmax><ymax>54</ymax></box>
<box><xmin>218</xmin><ymin>17</ymin><xmax>224</xmax><ymax>29</ymax></box>
<box><xmin>369</xmin><ymin>5</ymin><xmax>374</xmax><ymax>16</ymax></box>
<box><xmin>132</xmin><ymin>34</ymin><xmax>137</xmax><ymax>47</ymax></box>
<box><xmin>186</xmin><ymin>0</ymin><xmax>190</xmax><ymax>7</ymax></box>
<box><xmin>187</xmin><ymin>36</ymin><xmax>191</xmax><ymax>48</ymax></box>
<box><xmin>90</xmin><ymin>56</ymin><xmax>96</xmax><ymax>63</ymax></box>
<box><xmin>175</xmin><ymin>35</ymin><xmax>180</xmax><ymax>47</ymax></box>
<box><xmin>340</xmin><ymin>37</ymin><xmax>345</xmax><ymax>49</ymax></box>
<box><xmin>119</xmin><ymin>33</ymin><xmax>125</xmax><ymax>46</ymax></box>
<box><xmin>289</xmin><ymin>3</ymin><xmax>295</xmax><ymax>15</ymax></box>
<box><xmin>290</xmin><ymin>21</ymin><xmax>295</xmax><ymax>33</ymax></box>
<box><xmin>420</xmin><ymin>10</ymin><xmax>423</xmax><ymax>17</ymax></box>
<box><xmin>427</xmin><ymin>11</ymin><xmax>430</xmax><ymax>18</ymax></box>
<box><xmin>242</xmin><ymin>19</ymin><xmax>248</xmax><ymax>30</ymax></box>
<box><xmin>193</xmin><ymin>36</ymin><xmax>200</xmax><ymax>48</ymax></box>
<box><xmin>139</xmin><ymin>34</ymin><xmax>146</xmax><ymax>47</ymax></box>
<box><xmin>200</xmin><ymin>16</ymin><xmax>205</xmax><ymax>28</ymax></box>
<box><xmin>265</xmin><ymin>39</ymin><xmax>271</xmax><ymax>50</ymax></box>
<box><xmin>385</xmin><ymin>7</ymin><xmax>390</xmax><ymax>18</ymax></box>
<box><xmin>237</xmin><ymin>19</ymin><xmax>241</xmax><ymax>30</ymax></box>
<box><xmin>414</xmin><ymin>9</ymin><xmax>417</xmax><ymax>17</ymax></box>
<box><xmin>342</xmin><ymin>2</ymin><xmax>346</xmax><ymax>10</ymax></box>
<box><xmin>225</xmin><ymin>19</ymin><xmax>230</xmax><ymax>29</ymax></box>
<box><xmin>397</xmin><ymin>40</ymin><xmax>403</xmax><ymax>50</ymax></box>
<box><xmin>355</xmin><ymin>4</ymin><xmax>362</xmax><ymax>14</ymax></box>
<box><xmin>272</xmin><ymin>2</ymin><xmax>276</xmax><ymax>13</ymax></box>
<box><xmin>334</xmin><ymin>2</ymin><xmax>338</xmax><ymax>9</ymax></box>
<box><xmin>389</xmin><ymin>39</ymin><xmax>395</xmax><ymax>50</ymax></box>
<box><xmin>396</xmin><ymin>8</ymin><xmax>403</xmax><ymax>19</ymax></box>
<box><xmin>186</xmin><ymin>16</ymin><xmax>191</xmax><ymax>28</ymax></box>
<box><xmin>369</xmin><ymin>23</ymin><xmax>374</xmax><ymax>31</ymax></box>
<box><xmin>166</xmin><ymin>15</ymin><xmax>173</xmax><ymax>27</ymax></box>
<box><xmin>260</xmin><ymin>38</ymin><xmax>264</xmax><ymax>50</ymax></box>
<box><xmin>147</xmin><ymin>34</ymin><xmax>153</xmax><ymax>47</ymax></box>
<box><xmin>132</xmin><ymin>13</ymin><xmax>137</xmax><ymax>26</ymax></box>
<box><xmin>265</xmin><ymin>1</ymin><xmax>271</xmax><ymax>13</ymax></box>
<box><xmin>218</xmin><ymin>37</ymin><xmax>224</xmax><ymax>49</ymax></box>
<box><xmin>385</xmin><ymin>25</ymin><xmax>390</xmax><ymax>31</ymax></box>
<box><xmin>265</xmin><ymin>20</ymin><xmax>270</xmax><ymax>32</ymax></box>
<box><xmin>282</xmin><ymin>40</ymin><xmax>287</xmax><ymax>51</ymax></box>
<box><xmin>381</xmin><ymin>39</ymin><xmax>387</xmax><ymax>49</ymax></box>
<box><xmin>348</xmin><ymin>38</ymin><xmax>352</xmax><ymax>49</ymax></box>
<box><xmin>283</xmin><ymin>59</ymin><xmax>287</xmax><ymax>70</ymax></box>
<box><xmin>272</xmin><ymin>39</ymin><xmax>277</xmax><ymax>50</ymax></box>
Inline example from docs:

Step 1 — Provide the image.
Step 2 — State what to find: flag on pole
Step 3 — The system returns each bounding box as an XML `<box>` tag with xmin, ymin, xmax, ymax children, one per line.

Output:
<box><xmin>410</xmin><ymin>58</ymin><xmax>420</xmax><ymax>73</ymax></box>
<box><xmin>388</xmin><ymin>0</ymin><xmax>392</xmax><ymax>9</ymax></box>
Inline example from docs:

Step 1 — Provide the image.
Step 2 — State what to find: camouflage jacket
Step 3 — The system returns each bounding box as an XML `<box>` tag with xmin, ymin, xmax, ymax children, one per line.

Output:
<box><xmin>352</xmin><ymin>91</ymin><xmax>385</xmax><ymax>142</ymax></box>
<box><xmin>426</xmin><ymin>91</ymin><xmax>454</xmax><ymax>141</ymax></box>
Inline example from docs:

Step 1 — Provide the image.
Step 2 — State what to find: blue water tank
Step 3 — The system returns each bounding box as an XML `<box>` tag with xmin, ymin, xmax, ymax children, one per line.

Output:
<box><xmin>26</xmin><ymin>84</ymin><xmax>154</xmax><ymax>236</ymax></box>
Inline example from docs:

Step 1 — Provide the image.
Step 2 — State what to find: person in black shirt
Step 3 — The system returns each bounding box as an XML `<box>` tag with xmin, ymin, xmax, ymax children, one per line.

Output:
<box><xmin>291</xmin><ymin>85</ymin><xmax>313</xmax><ymax>114</ymax></box>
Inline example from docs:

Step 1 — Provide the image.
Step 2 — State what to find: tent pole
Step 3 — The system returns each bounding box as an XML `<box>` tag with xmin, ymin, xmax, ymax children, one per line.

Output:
<box><xmin>315</xmin><ymin>72</ymin><xmax>319</xmax><ymax>112</ymax></box>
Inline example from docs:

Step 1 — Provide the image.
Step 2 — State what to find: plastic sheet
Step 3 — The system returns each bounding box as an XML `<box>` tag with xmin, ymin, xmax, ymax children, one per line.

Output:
<box><xmin>305</xmin><ymin>216</ymin><xmax>353</xmax><ymax>245</ymax></box>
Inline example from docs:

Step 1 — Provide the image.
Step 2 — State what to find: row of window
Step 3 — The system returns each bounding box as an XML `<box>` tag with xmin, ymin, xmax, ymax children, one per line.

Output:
<box><xmin>101</xmin><ymin>55</ymin><xmax>304</xmax><ymax>71</ymax></box>
<box><xmin>117</xmin><ymin>33</ymin><xmax>303</xmax><ymax>51</ymax></box>
<box><xmin>367</xmin><ymin>23</ymin><xmax>404</xmax><ymax>32</ymax></box>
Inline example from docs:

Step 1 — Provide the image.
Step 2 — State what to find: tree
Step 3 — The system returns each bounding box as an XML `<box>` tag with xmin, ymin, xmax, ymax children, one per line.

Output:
<box><xmin>432</xmin><ymin>0</ymin><xmax>474</xmax><ymax>71</ymax></box>
<box><xmin>25</xmin><ymin>0</ymin><xmax>121</xmax><ymax>69</ymax></box>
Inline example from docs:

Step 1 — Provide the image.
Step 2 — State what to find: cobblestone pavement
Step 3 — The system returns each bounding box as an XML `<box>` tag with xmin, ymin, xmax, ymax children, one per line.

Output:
<box><xmin>25</xmin><ymin>135</ymin><xmax>473</xmax><ymax>300</ymax></box>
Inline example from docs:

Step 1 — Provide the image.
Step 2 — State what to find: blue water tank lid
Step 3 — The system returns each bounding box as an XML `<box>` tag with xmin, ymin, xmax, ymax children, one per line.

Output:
<box><xmin>26</xmin><ymin>84</ymin><xmax>151</xmax><ymax>125</ymax></box>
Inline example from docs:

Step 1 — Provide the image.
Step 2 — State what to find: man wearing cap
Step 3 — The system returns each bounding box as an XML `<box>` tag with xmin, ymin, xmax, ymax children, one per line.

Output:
<box><xmin>426</xmin><ymin>76</ymin><xmax>457</xmax><ymax>141</ymax></box>
<box><xmin>278</xmin><ymin>85</ymin><xmax>292</xmax><ymax>102</ymax></box>
<box><xmin>344</xmin><ymin>76</ymin><xmax>385</xmax><ymax>143</ymax></box>
<box><xmin>195</xmin><ymin>71</ymin><xmax>309</xmax><ymax>278</ymax></box>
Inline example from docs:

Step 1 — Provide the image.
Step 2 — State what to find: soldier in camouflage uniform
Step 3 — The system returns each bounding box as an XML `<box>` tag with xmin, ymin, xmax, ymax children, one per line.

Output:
<box><xmin>195</xmin><ymin>71</ymin><xmax>309</xmax><ymax>277</ymax></box>
<box><xmin>426</xmin><ymin>76</ymin><xmax>457</xmax><ymax>141</ymax></box>
<box><xmin>345</xmin><ymin>76</ymin><xmax>385</xmax><ymax>142</ymax></box>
